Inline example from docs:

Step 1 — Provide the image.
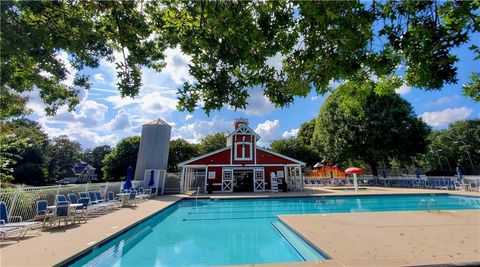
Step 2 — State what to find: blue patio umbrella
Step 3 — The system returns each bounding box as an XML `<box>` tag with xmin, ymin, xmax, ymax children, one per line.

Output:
<box><xmin>415</xmin><ymin>167</ymin><xmax>420</xmax><ymax>179</ymax></box>
<box><xmin>148</xmin><ymin>170</ymin><xmax>155</xmax><ymax>187</ymax></box>
<box><xmin>124</xmin><ymin>165</ymin><xmax>133</xmax><ymax>190</ymax></box>
<box><xmin>382</xmin><ymin>170</ymin><xmax>387</xmax><ymax>179</ymax></box>
<box><xmin>456</xmin><ymin>166</ymin><xmax>463</xmax><ymax>181</ymax></box>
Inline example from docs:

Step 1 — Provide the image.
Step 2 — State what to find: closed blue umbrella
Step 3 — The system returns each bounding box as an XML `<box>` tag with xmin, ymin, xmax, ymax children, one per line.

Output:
<box><xmin>382</xmin><ymin>170</ymin><xmax>387</xmax><ymax>179</ymax></box>
<box><xmin>415</xmin><ymin>167</ymin><xmax>420</xmax><ymax>179</ymax></box>
<box><xmin>148</xmin><ymin>170</ymin><xmax>155</xmax><ymax>187</ymax></box>
<box><xmin>456</xmin><ymin>166</ymin><xmax>463</xmax><ymax>181</ymax></box>
<box><xmin>124</xmin><ymin>165</ymin><xmax>133</xmax><ymax>190</ymax></box>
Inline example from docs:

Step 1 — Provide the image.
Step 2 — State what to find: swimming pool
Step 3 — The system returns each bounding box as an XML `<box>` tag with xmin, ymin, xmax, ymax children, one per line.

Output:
<box><xmin>69</xmin><ymin>194</ymin><xmax>480</xmax><ymax>267</ymax></box>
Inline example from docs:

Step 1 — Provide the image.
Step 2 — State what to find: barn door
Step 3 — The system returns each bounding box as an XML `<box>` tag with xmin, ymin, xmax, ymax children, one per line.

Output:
<box><xmin>222</xmin><ymin>169</ymin><xmax>233</xmax><ymax>192</ymax></box>
<box><xmin>254</xmin><ymin>168</ymin><xmax>265</xmax><ymax>192</ymax></box>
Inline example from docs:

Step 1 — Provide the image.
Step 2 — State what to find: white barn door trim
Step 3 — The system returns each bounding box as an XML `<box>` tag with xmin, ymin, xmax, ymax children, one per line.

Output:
<box><xmin>222</xmin><ymin>168</ymin><xmax>233</xmax><ymax>192</ymax></box>
<box><xmin>254</xmin><ymin>168</ymin><xmax>265</xmax><ymax>192</ymax></box>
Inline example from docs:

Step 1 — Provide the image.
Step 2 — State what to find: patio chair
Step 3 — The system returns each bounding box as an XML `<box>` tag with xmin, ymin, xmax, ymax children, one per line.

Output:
<box><xmin>469</xmin><ymin>182</ymin><xmax>479</xmax><ymax>192</ymax></box>
<box><xmin>150</xmin><ymin>188</ymin><xmax>157</xmax><ymax>198</ymax></box>
<box><xmin>136</xmin><ymin>188</ymin><xmax>150</xmax><ymax>201</ymax></box>
<box><xmin>0</xmin><ymin>201</ymin><xmax>41</xmax><ymax>238</ymax></box>
<box><xmin>77</xmin><ymin>197</ymin><xmax>102</xmax><ymax>217</ymax></box>
<box><xmin>87</xmin><ymin>191</ymin><xmax>101</xmax><ymax>205</ymax></box>
<box><xmin>67</xmin><ymin>194</ymin><xmax>88</xmax><ymax>223</ymax></box>
<box><xmin>453</xmin><ymin>181</ymin><xmax>463</xmax><ymax>191</ymax></box>
<box><xmin>434</xmin><ymin>180</ymin><xmax>442</xmax><ymax>189</ymax></box>
<box><xmin>53</xmin><ymin>201</ymin><xmax>72</xmax><ymax>227</ymax></box>
<box><xmin>34</xmin><ymin>200</ymin><xmax>55</xmax><ymax>228</ymax></box>
<box><xmin>442</xmin><ymin>180</ymin><xmax>451</xmax><ymax>190</ymax></box>
<box><xmin>128</xmin><ymin>191</ymin><xmax>137</xmax><ymax>207</ymax></box>
<box><xmin>412</xmin><ymin>179</ymin><xmax>420</xmax><ymax>188</ymax></box>
<box><xmin>95</xmin><ymin>191</ymin><xmax>106</xmax><ymax>203</ymax></box>
<box><xmin>107</xmin><ymin>191</ymin><xmax>122</xmax><ymax>208</ymax></box>
<box><xmin>55</xmin><ymin>194</ymin><xmax>68</xmax><ymax>204</ymax></box>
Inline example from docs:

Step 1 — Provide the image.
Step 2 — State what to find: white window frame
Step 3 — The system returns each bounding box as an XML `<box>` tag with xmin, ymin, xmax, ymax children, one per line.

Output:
<box><xmin>234</xmin><ymin>142</ymin><xmax>252</xmax><ymax>160</ymax></box>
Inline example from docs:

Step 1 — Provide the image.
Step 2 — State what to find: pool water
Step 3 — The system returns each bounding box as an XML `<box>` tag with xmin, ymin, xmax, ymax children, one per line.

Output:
<box><xmin>70</xmin><ymin>194</ymin><xmax>480</xmax><ymax>267</ymax></box>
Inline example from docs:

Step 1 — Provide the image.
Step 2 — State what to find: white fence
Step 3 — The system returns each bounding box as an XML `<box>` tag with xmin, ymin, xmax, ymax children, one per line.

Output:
<box><xmin>0</xmin><ymin>181</ymin><xmax>142</xmax><ymax>222</ymax></box>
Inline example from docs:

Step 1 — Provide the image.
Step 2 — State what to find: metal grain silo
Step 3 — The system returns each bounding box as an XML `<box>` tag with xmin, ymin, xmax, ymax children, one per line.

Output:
<box><xmin>134</xmin><ymin>118</ymin><xmax>171</xmax><ymax>194</ymax></box>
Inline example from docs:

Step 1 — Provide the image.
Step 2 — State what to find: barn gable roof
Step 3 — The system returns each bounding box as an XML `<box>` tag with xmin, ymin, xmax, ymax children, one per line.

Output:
<box><xmin>178</xmin><ymin>147</ymin><xmax>231</xmax><ymax>166</ymax></box>
<box><xmin>256</xmin><ymin>147</ymin><xmax>306</xmax><ymax>165</ymax></box>
<box><xmin>227</xmin><ymin>124</ymin><xmax>260</xmax><ymax>139</ymax></box>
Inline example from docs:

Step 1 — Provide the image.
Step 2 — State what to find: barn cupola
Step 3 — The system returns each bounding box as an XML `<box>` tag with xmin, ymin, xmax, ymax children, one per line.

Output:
<box><xmin>233</xmin><ymin>118</ymin><xmax>249</xmax><ymax>129</ymax></box>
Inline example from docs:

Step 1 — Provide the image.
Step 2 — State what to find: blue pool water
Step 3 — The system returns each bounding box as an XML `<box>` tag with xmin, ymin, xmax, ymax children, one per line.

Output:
<box><xmin>70</xmin><ymin>194</ymin><xmax>480</xmax><ymax>267</ymax></box>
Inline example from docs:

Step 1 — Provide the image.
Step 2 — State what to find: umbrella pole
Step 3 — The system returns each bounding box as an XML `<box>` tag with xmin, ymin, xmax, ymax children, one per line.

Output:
<box><xmin>353</xmin><ymin>173</ymin><xmax>358</xmax><ymax>191</ymax></box>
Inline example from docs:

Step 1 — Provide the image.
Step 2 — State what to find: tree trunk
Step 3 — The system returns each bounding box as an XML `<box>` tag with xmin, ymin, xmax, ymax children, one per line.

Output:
<box><xmin>369</xmin><ymin>160</ymin><xmax>378</xmax><ymax>177</ymax></box>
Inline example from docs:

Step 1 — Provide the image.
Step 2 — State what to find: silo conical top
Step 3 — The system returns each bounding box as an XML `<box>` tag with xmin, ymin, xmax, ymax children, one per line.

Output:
<box><xmin>144</xmin><ymin>118</ymin><xmax>172</xmax><ymax>128</ymax></box>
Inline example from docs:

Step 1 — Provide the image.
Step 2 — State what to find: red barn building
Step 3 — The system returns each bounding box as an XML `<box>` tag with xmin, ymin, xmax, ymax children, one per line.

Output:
<box><xmin>179</xmin><ymin>118</ymin><xmax>306</xmax><ymax>193</ymax></box>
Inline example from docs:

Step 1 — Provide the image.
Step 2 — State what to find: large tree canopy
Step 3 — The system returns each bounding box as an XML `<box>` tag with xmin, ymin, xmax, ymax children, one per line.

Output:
<box><xmin>312</xmin><ymin>79</ymin><xmax>431</xmax><ymax>176</ymax></box>
<box><xmin>1</xmin><ymin>1</ymin><xmax>478</xmax><ymax>118</ymax></box>
<box><xmin>102</xmin><ymin>136</ymin><xmax>140</xmax><ymax>181</ymax></box>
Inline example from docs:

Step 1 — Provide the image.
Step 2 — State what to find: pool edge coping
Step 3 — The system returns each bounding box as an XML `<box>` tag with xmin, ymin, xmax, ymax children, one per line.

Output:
<box><xmin>56</xmin><ymin>191</ymin><xmax>479</xmax><ymax>266</ymax></box>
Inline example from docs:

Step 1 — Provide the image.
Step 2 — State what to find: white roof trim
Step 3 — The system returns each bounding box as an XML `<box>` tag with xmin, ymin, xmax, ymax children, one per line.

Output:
<box><xmin>227</xmin><ymin>124</ymin><xmax>261</xmax><ymax>139</ymax></box>
<box><xmin>178</xmin><ymin>147</ymin><xmax>231</xmax><ymax>166</ymax></box>
<box><xmin>256</xmin><ymin>147</ymin><xmax>306</xmax><ymax>165</ymax></box>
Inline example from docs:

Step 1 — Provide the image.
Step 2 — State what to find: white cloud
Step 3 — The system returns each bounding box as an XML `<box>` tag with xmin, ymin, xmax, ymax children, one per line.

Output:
<box><xmin>240</xmin><ymin>88</ymin><xmax>275</xmax><ymax>116</ymax></box>
<box><xmin>172</xmin><ymin>116</ymin><xmax>231</xmax><ymax>143</ymax></box>
<box><xmin>311</xmin><ymin>96</ymin><xmax>320</xmax><ymax>101</ymax></box>
<box><xmin>255</xmin><ymin>119</ymin><xmax>281</xmax><ymax>147</ymax></box>
<box><xmin>420</xmin><ymin>107</ymin><xmax>473</xmax><ymax>127</ymax></box>
<box><xmin>282</xmin><ymin>128</ymin><xmax>299</xmax><ymax>138</ymax></box>
<box><xmin>161</xmin><ymin>46</ymin><xmax>193</xmax><ymax>85</ymax></box>
<box><xmin>93</xmin><ymin>73</ymin><xmax>105</xmax><ymax>83</ymax></box>
<box><xmin>436</xmin><ymin>95</ymin><xmax>459</xmax><ymax>105</ymax></box>
<box><xmin>395</xmin><ymin>84</ymin><xmax>411</xmax><ymax>95</ymax></box>
<box><xmin>107</xmin><ymin>109</ymin><xmax>132</xmax><ymax>131</ymax></box>
<box><xmin>185</xmin><ymin>114</ymin><xmax>193</xmax><ymax>120</ymax></box>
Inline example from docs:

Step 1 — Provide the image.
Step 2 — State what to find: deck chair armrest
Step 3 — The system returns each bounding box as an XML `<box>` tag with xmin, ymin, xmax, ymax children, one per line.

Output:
<box><xmin>9</xmin><ymin>216</ymin><xmax>23</xmax><ymax>222</ymax></box>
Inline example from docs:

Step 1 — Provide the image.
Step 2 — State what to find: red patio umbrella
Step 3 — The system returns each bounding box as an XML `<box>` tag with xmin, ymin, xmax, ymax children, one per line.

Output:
<box><xmin>345</xmin><ymin>167</ymin><xmax>364</xmax><ymax>191</ymax></box>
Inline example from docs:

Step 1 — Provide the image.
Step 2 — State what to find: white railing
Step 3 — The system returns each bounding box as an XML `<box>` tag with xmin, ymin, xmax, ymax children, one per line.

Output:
<box><xmin>0</xmin><ymin>180</ymin><xmax>143</xmax><ymax>222</ymax></box>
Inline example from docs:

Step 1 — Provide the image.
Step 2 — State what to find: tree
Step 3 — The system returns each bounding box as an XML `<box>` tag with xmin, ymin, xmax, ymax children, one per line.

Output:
<box><xmin>82</xmin><ymin>145</ymin><xmax>113</xmax><ymax>181</ymax></box>
<box><xmin>419</xmin><ymin>120</ymin><xmax>480</xmax><ymax>175</ymax></box>
<box><xmin>2</xmin><ymin>119</ymin><xmax>50</xmax><ymax>185</ymax></box>
<box><xmin>297</xmin><ymin>119</ymin><xmax>316</xmax><ymax>148</ymax></box>
<box><xmin>168</xmin><ymin>139</ymin><xmax>200</xmax><ymax>173</ymax></box>
<box><xmin>0</xmin><ymin>132</ymin><xmax>28</xmax><ymax>184</ymax></box>
<box><xmin>312</xmin><ymin>79</ymin><xmax>431</xmax><ymax>176</ymax></box>
<box><xmin>199</xmin><ymin>133</ymin><xmax>227</xmax><ymax>154</ymax></box>
<box><xmin>270</xmin><ymin>138</ymin><xmax>317</xmax><ymax>167</ymax></box>
<box><xmin>102</xmin><ymin>136</ymin><xmax>140</xmax><ymax>181</ymax></box>
<box><xmin>2</xmin><ymin>1</ymin><xmax>478</xmax><ymax>119</ymax></box>
<box><xmin>47</xmin><ymin>135</ymin><xmax>82</xmax><ymax>180</ymax></box>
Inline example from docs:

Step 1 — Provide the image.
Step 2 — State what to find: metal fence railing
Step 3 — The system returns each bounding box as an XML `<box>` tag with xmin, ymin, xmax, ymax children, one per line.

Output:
<box><xmin>0</xmin><ymin>180</ymin><xmax>143</xmax><ymax>222</ymax></box>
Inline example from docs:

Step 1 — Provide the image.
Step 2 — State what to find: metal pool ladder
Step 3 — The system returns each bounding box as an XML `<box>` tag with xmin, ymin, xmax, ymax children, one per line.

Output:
<box><xmin>417</xmin><ymin>198</ymin><xmax>440</xmax><ymax>213</ymax></box>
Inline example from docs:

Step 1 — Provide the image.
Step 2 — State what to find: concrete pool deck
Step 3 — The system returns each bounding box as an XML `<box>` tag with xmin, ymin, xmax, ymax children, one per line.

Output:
<box><xmin>279</xmin><ymin>210</ymin><xmax>480</xmax><ymax>267</ymax></box>
<box><xmin>0</xmin><ymin>188</ymin><xmax>478</xmax><ymax>266</ymax></box>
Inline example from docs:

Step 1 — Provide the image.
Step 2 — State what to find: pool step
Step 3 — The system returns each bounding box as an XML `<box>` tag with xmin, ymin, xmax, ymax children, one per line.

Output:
<box><xmin>271</xmin><ymin>221</ymin><xmax>327</xmax><ymax>261</ymax></box>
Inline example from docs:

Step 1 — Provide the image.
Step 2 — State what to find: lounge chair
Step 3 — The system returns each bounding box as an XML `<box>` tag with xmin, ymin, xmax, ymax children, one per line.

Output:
<box><xmin>136</xmin><ymin>188</ymin><xmax>150</xmax><ymax>200</ymax></box>
<box><xmin>0</xmin><ymin>201</ymin><xmax>41</xmax><ymax>238</ymax></box>
<box><xmin>87</xmin><ymin>192</ymin><xmax>101</xmax><ymax>205</ymax></box>
<box><xmin>0</xmin><ymin>225</ymin><xmax>24</xmax><ymax>240</ymax></box>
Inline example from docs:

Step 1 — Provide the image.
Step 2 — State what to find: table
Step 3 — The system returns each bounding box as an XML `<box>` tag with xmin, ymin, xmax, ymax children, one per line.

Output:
<box><xmin>116</xmin><ymin>193</ymin><xmax>130</xmax><ymax>207</ymax></box>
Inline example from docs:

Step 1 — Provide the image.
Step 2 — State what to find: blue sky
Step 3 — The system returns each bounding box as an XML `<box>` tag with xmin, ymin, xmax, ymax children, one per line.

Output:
<box><xmin>27</xmin><ymin>40</ymin><xmax>479</xmax><ymax>149</ymax></box>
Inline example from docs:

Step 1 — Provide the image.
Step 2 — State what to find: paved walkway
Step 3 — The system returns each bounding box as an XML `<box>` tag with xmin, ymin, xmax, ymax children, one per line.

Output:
<box><xmin>0</xmin><ymin>195</ymin><xmax>184</xmax><ymax>266</ymax></box>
